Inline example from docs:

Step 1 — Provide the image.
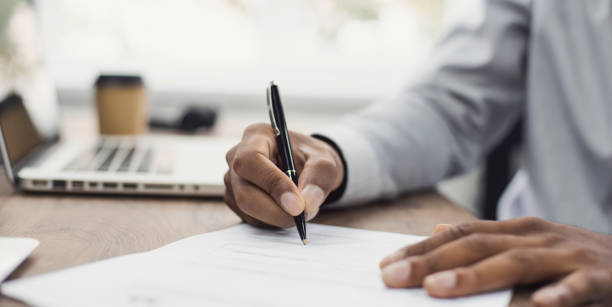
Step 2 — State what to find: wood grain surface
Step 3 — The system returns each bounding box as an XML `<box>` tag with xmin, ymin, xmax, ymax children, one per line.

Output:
<box><xmin>0</xmin><ymin>182</ymin><xmax>529</xmax><ymax>306</ymax></box>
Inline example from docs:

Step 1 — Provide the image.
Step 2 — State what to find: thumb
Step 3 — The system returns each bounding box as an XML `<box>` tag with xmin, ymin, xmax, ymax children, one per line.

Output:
<box><xmin>298</xmin><ymin>157</ymin><xmax>342</xmax><ymax>220</ymax></box>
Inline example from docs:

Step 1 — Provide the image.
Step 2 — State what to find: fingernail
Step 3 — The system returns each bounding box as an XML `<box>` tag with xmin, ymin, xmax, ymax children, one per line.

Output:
<box><xmin>424</xmin><ymin>271</ymin><xmax>457</xmax><ymax>291</ymax></box>
<box><xmin>301</xmin><ymin>184</ymin><xmax>325</xmax><ymax>211</ymax></box>
<box><xmin>532</xmin><ymin>285</ymin><xmax>567</xmax><ymax>305</ymax></box>
<box><xmin>280</xmin><ymin>192</ymin><xmax>302</xmax><ymax>216</ymax></box>
<box><xmin>380</xmin><ymin>251</ymin><xmax>403</xmax><ymax>268</ymax></box>
<box><xmin>381</xmin><ymin>261</ymin><xmax>411</xmax><ymax>287</ymax></box>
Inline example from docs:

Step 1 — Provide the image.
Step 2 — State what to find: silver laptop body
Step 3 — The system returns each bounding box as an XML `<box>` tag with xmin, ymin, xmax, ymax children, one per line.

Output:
<box><xmin>0</xmin><ymin>94</ymin><xmax>231</xmax><ymax>197</ymax></box>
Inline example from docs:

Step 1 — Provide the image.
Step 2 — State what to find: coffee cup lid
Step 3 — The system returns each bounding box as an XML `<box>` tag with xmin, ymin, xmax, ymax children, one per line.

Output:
<box><xmin>95</xmin><ymin>75</ymin><xmax>144</xmax><ymax>87</ymax></box>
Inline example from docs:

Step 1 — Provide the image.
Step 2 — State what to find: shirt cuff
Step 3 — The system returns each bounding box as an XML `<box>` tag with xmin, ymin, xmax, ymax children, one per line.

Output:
<box><xmin>311</xmin><ymin>134</ymin><xmax>348</xmax><ymax>204</ymax></box>
<box><xmin>312</xmin><ymin>125</ymin><xmax>382</xmax><ymax>208</ymax></box>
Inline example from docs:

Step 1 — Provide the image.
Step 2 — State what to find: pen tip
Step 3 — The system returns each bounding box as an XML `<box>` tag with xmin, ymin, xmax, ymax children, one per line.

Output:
<box><xmin>302</xmin><ymin>239</ymin><xmax>307</xmax><ymax>246</ymax></box>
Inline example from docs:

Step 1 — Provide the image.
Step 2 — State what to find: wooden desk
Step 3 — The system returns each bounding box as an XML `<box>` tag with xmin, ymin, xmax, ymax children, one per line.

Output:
<box><xmin>0</xmin><ymin>108</ymin><xmax>530</xmax><ymax>306</ymax></box>
<box><xmin>0</xmin><ymin>184</ymin><xmax>529</xmax><ymax>306</ymax></box>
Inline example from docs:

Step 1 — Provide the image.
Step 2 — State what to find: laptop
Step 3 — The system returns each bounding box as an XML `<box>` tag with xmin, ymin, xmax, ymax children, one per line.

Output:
<box><xmin>0</xmin><ymin>93</ymin><xmax>233</xmax><ymax>196</ymax></box>
<box><xmin>0</xmin><ymin>3</ymin><xmax>233</xmax><ymax>197</ymax></box>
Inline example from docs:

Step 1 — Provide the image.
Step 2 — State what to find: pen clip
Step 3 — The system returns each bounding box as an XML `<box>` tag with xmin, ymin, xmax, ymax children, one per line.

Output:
<box><xmin>267</xmin><ymin>83</ymin><xmax>280</xmax><ymax>136</ymax></box>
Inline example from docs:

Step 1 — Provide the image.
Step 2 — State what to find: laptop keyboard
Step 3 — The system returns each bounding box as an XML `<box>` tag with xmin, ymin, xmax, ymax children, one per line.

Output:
<box><xmin>117</xmin><ymin>147</ymin><xmax>135</xmax><ymax>172</ymax></box>
<box><xmin>97</xmin><ymin>146</ymin><xmax>118</xmax><ymax>171</ymax></box>
<box><xmin>136</xmin><ymin>147</ymin><xmax>153</xmax><ymax>173</ymax></box>
<box><xmin>63</xmin><ymin>140</ymin><xmax>172</xmax><ymax>174</ymax></box>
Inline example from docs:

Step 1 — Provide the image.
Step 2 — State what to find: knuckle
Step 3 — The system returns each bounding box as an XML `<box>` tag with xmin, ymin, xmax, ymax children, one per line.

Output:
<box><xmin>416</xmin><ymin>241</ymin><xmax>429</xmax><ymax>255</ymax></box>
<box><xmin>538</xmin><ymin>233</ymin><xmax>564</xmax><ymax>246</ymax></box>
<box><xmin>231</xmin><ymin>152</ymin><xmax>251</xmax><ymax>175</ymax></box>
<box><xmin>265</xmin><ymin>172</ymin><xmax>287</xmax><ymax>196</ymax></box>
<box><xmin>225</xmin><ymin>145</ymin><xmax>237</xmax><ymax>164</ymax></box>
<box><xmin>223</xmin><ymin>172</ymin><xmax>231</xmax><ymax>186</ymax></box>
<box><xmin>517</xmin><ymin>217</ymin><xmax>546</xmax><ymax>230</ymax></box>
<box><xmin>566</xmin><ymin>247</ymin><xmax>595</xmax><ymax>262</ymax></box>
<box><xmin>448</xmin><ymin>223</ymin><xmax>474</xmax><ymax>240</ymax></box>
<box><xmin>411</xmin><ymin>240</ymin><xmax>431</xmax><ymax>256</ymax></box>
<box><xmin>506</xmin><ymin>248</ymin><xmax>535</xmax><ymax>266</ymax></box>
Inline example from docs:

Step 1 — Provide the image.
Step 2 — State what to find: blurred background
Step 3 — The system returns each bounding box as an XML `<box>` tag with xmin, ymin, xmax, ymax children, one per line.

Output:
<box><xmin>36</xmin><ymin>0</ymin><xmax>447</xmax><ymax>108</ymax></box>
<box><xmin>0</xmin><ymin>0</ymin><xmax>485</xmax><ymax>215</ymax></box>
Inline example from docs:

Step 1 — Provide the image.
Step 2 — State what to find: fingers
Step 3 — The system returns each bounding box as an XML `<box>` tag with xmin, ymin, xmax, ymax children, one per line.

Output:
<box><xmin>228</xmin><ymin>169</ymin><xmax>294</xmax><ymax>228</ymax></box>
<box><xmin>224</xmin><ymin>171</ymin><xmax>267</xmax><ymax>227</ymax></box>
<box><xmin>380</xmin><ymin>221</ymin><xmax>497</xmax><ymax>268</ymax></box>
<box><xmin>432</xmin><ymin>224</ymin><xmax>452</xmax><ymax>235</ymax></box>
<box><xmin>226</xmin><ymin>123</ymin><xmax>345</xmax><ymax>222</ymax></box>
<box><xmin>532</xmin><ymin>270</ymin><xmax>612</xmax><ymax>307</ymax></box>
<box><xmin>423</xmin><ymin>247</ymin><xmax>576</xmax><ymax>298</ymax></box>
<box><xmin>231</xmin><ymin>138</ymin><xmax>305</xmax><ymax>217</ymax></box>
<box><xmin>380</xmin><ymin>217</ymin><xmax>552</xmax><ymax>268</ymax></box>
<box><xmin>297</xmin><ymin>155</ymin><xmax>342</xmax><ymax>220</ymax></box>
<box><xmin>381</xmin><ymin>233</ymin><xmax>553</xmax><ymax>288</ymax></box>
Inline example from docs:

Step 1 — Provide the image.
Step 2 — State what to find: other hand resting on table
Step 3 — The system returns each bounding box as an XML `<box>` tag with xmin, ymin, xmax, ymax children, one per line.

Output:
<box><xmin>380</xmin><ymin>217</ymin><xmax>612</xmax><ymax>307</ymax></box>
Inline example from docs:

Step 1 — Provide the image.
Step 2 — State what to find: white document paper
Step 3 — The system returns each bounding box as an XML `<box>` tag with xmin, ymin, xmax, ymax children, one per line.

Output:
<box><xmin>0</xmin><ymin>237</ymin><xmax>39</xmax><ymax>282</ymax></box>
<box><xmin>1</xmin><ymin>224</ymin><xmax>512</xmax><ymax>307</ymax></box>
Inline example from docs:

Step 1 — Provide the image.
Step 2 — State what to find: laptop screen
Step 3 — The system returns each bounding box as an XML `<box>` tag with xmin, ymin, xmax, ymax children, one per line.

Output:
<box><xmin>0</xmin><ymin>1</ymin><xmax>60</xmax><ymax>171</ymax></box>
<box><xmin>0</xmin><ymin>94</ymin><xmax>45</xmax><ymax>167</ymax></box>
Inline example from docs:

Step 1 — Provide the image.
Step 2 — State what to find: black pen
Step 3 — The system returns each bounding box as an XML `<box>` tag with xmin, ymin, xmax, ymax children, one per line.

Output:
<box><xmin>266</xmin><ymin>81</ymin><xmax>307</xmax><ymax>245</ymax></box>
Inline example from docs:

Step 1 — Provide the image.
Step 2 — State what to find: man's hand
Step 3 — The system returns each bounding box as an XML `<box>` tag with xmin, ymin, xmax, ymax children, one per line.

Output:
<box><xmin>379</xmin><ymin>217</ymin><xmax>612</xmax><ymax>306</ymax></box>
<box><xmin>224</xmin><ymin>123</ymin><xmax>344</xmax><ymax>228</ymax></box>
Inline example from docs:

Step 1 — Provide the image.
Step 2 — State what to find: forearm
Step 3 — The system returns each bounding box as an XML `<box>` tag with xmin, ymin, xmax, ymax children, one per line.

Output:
<box><xmin>316</xmin><ymin>96</ymin><xmax>462</xmax><ymax>207</ymax></box>
<box><xmin>317</xmin><ymin>0</ymin><xmax>530</xmax><ymax>207</ymax></box>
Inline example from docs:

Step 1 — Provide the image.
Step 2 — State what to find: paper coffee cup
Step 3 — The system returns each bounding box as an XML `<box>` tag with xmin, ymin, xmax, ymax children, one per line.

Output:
<box><xmin>95</xmin><ymin>75</ymin><xmax>147</xmax><ymax>135</ymax></box>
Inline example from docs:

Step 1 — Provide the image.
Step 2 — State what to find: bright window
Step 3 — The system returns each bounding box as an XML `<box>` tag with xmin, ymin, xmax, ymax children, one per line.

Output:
<box><xmin>37</xmin><ymin>0</ymin><xmax>444</xmax><ymax>105</ymax></box>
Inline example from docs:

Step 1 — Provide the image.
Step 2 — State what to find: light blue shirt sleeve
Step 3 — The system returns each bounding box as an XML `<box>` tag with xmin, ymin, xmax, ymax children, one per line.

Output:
<box><xmin>319</xmin><ymin>0</ymin><xmax>530</xmax><ymax>207</ymax></box>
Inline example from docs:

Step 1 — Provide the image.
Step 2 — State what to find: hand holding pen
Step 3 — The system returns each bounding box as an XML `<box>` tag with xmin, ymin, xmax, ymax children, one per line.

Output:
<box><xmin>222</xmin><ymin>82</ymin><xmax>345</xmax><ymax>242</ymax></box>
<box><xmin>266</xmin><ymin>82</ymin><xmax>307</xmax><ymax>244</ymax></box>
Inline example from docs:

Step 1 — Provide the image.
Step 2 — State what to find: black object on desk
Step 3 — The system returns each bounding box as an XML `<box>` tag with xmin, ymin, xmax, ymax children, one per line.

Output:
<box><xmin>149</xmin><ymin>105</ymin><xmax>217</xmax><ymax>133</ymax></box>
<box><xmin>266</xmin><ymin>82</ymin><xmax>307</xmax><ymax>245</ymax></box>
